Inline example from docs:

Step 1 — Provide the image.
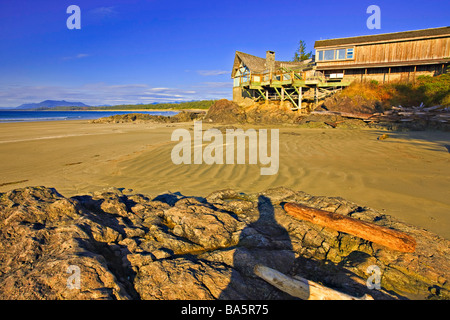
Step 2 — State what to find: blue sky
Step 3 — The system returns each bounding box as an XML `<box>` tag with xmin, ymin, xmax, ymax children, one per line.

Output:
<box><xmin>0</xmin><ymin>0</ymin><xmax>448</xmax><ymax>108</ymax></box>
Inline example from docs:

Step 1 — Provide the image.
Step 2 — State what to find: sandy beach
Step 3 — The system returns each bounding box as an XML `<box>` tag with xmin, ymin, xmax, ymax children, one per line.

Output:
<box><xmin>0</xmin><ymin>120</ymin><xmax>449</xmax><ymax>239</ymax></box>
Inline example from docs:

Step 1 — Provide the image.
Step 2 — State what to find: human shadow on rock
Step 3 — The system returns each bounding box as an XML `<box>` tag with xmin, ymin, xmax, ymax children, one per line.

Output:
<box><xmin>219</xmin><ymin>195</ymin><xmax>296</xmax><ymax>299</ymax></box>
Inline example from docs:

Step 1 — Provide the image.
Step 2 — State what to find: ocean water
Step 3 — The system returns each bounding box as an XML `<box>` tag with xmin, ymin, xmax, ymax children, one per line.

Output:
<box><xmin>0</xmin><ymin>110</ymin><xmax>179</xmax><ymax>123</ymax></box>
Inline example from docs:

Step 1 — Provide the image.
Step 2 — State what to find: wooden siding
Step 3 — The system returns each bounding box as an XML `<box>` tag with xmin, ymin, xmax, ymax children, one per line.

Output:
<box><xmin>321</xmin><ymin>64</ymin><xmax>443</xmax><ymax>83</ymax></box>
<box><xmin>316</xmin><ymin>37</ymin><xmax>450</xmax><ymax>68</ymax></box>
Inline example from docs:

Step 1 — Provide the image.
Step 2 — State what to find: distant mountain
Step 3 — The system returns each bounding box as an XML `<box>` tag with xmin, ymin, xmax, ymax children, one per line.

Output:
<box><xmin>15</xmin><ymin>100</ymin><xmax>89</xmax><ymax>110</ymax></box>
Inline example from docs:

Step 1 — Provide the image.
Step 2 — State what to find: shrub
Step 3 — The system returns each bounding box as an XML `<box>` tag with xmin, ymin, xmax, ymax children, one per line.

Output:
<box><xmin>337</xmin><ymin>73</ymin><xmax>450</xmax><ymax>108</ymax></box>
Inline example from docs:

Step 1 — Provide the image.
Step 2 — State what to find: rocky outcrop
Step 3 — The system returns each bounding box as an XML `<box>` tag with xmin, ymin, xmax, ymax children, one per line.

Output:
<box><xmin>321</xmin><ymin>95</ymin><xmax>384</xmax><ymax>114</ymax></box>
<box><xmin>204</xmin><ymin>99</ymin><xmax>450</xmax><ymax>131</ymax></box>
<box><xmin>0</xmin><ymin>186</ymin><xmax>448</xmax><ymax>300</ymax></box>
<box><xmin>204</xmin><ymin>99</ymin><xmax>303</xmax><ymax>125</ymax></box>
<box><xmin>204</xmin><ymin>99</ymin><xmax>248</xmax><ymax>124</ymax></box>
<box><xmin>90</xmin><ymin>111</ymin><xmax>205</xmax><ymax>124</ymax></box>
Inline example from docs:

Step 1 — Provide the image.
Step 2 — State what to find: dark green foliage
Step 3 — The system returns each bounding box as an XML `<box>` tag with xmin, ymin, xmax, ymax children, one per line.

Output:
<box><xmin>292</xmin><ymin>40</ymin><xmax>312</xmax><ymax>62</ymax></box>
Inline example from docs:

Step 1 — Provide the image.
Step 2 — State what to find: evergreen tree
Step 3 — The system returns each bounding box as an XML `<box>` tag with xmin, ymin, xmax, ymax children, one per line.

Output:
<box><xmin>293</xmin><ymin>40</ymin><xmax>312</xmax><ymax>62</ymax></box>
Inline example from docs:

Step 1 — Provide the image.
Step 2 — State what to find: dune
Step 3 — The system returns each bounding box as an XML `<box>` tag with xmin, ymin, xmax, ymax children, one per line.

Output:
<box><xmin>0</xmin><ymin>120</ymin><xmax>449</xmax><ymax>239</ymax></box>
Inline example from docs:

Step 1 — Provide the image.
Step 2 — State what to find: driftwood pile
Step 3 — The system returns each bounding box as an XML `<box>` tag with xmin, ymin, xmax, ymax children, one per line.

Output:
<box><xmin>372</xmin><ymin>104</ymin><xmax>450</xmax><ymax>124</ymax></box>
<box><xmin>311</xmin><ymin>104</ymin><xmax>450</xmax><ymax>127</ymax></box>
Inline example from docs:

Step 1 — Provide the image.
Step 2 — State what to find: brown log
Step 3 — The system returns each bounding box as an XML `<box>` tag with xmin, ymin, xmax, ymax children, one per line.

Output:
<box><xmin>310</xmin><ymin>110</ymin><xmax>374</xmax><ymax>120</ymax></box>
<box><xmin>284</xmin><ymin>202</ymin><xmax>416</xmax><ymax>253</ymax></box>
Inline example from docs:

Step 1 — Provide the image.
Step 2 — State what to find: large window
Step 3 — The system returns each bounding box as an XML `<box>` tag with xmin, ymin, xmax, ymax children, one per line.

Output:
<box><xmin>316</xmin><ymin>47</ymin><xmax>355</xmax><ymax>61</ymax></box>
<box><xmin>324</xmin><ymin>50</ymin><xmax>335</xmax><ymax>60</ymax></box>
<box><xmin>337</xmin><ymin>48</ymin><xmax>346</xmax><ymax>60</ymax></box>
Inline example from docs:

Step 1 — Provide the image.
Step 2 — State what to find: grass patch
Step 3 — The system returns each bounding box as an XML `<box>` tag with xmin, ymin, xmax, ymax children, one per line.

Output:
<box><xmin>338</xmin><ymin>73</ymin><xmax>450</xmax><ymax>109</ymax></box>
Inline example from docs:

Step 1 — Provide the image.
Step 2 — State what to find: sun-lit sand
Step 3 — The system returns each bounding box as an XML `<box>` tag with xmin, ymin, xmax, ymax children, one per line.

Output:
<box><xmin>0</xmin><ymin>120</ymin><xmax>449</xmax><ymax>239</ymax></box>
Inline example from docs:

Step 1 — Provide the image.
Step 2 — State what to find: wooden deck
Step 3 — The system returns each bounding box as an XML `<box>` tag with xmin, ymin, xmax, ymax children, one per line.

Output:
<box><xmin>236</xmin><ymin>70</ymin><xmax>351</xmax><ymax>111</ymax></box>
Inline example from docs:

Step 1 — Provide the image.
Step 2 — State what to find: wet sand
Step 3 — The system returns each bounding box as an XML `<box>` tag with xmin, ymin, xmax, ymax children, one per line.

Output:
<box><xmin>0</xmin><ymin>120</ymin><xmax>449</xmax><ymax>239</ymax></box>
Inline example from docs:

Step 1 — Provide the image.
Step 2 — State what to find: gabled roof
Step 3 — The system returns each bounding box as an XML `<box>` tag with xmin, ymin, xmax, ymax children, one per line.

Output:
<box><xmin>231</xmin><ymin>51</ymin><xmax>266</xmax><ymax>76</ymax></box>
<box><xmin>314</xmin><ymin>26</ymin><xmax>450</xmax><ymax>48</ymax></box>
<box><xmin>231</xmin><ymin>51</ymin><xmax>311</xmax><ymax>77</ymax></box>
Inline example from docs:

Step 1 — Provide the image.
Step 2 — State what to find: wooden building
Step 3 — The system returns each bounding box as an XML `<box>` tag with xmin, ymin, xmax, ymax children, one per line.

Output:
<box><xmin>232</xmin><ymin>27</ymin><xmax>449</xmax><ymax>110</ymax></box>
<box><xmin>231</xmin><ymin>51</ymin><xmax>349</xmax><ymax>111</ymax></box>
<box><xmin>314</xmin><ymin>26</ymin><xmax>450</xmax><ymax>83</ymax></box>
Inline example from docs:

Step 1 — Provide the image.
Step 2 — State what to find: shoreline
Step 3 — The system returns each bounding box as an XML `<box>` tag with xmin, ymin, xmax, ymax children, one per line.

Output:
<box><xmin>0</xmin><ymin>109</ymin><xmax>192</xmax><ymax>124</ymax></box>
<box><xmin>2</xmin><ymin>108</ymin><xmax>206</xmax><ymax>112</ymax></box>
<box><xmin>0</xmin><ymin>109</ymin><xmax>207</xmax><ymax>124</ymax></box>
<box><xmin>65</xmin><ymin>108</ymin><xmax>207</xmax><ymax>112</ymax></box>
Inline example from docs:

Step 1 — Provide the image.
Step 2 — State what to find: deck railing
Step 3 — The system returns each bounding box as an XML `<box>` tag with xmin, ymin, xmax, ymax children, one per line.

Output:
<box><xmin>237</xmin><ymin>70</ymin><xmax>328</xmax><ymax>87</ymax></box>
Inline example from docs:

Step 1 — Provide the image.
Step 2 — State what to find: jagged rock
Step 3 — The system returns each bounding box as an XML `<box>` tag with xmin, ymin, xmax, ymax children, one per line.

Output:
<box><xmin>135</xmin><ymin>258</ymin><xmax>237</xmax><ymax>300</ymax></box>
<box><xmin>321</xmin><ymin>95</ymin><xmax>383</xmax><ymax>114</ymax></box>
<box><xmin>163</xmin><ymin>197</ymin><xmax>245</xmax><ymax>249</ymax></box>
<box><xmin>0</xmin><ymin>186</ymin><xmax>449</xmax><ymax>300</ymax></box>
<box><xmin>204</xmin><ymin>99</ymin><xmax>247</xmax><ymax>124</ymax></box>
<box><xmin>0</xmin><ymin>187</ymin><xmax>130</xmax><ymax>299</ymax></box>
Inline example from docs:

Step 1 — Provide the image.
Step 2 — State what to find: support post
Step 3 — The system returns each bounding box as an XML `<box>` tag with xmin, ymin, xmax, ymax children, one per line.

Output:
<box><xmin>257</xmin><ymin>89</ymin><xmax>266</xmax><ymax>101</ymax></box>
<box><xmin>298</xmin><ymin>87</ymin><xmax>302</xmax><ymax>112</ymax></box>
<box><xmin>273</xmin><ymin>87</ymin><xmax>282</xmax><ymax>101</ymax></box>
<box><xmin>315</xmin><ymin>86</ymin><xmax>318</xmax><ymax>108</ymax></box>
<box><xmin>283</xmin><ymin>88</ymin><xmax>299</xmax><ymax>110</ymax></box>
<box><xmin>243</xmin><ymin>88</ymin><xmax>254</xmax><ymax>101</ymax></box>
<box><xmin>413</xmin><ymin>65</ymin><xmax>417</xmax><ymax>84</ymax></box>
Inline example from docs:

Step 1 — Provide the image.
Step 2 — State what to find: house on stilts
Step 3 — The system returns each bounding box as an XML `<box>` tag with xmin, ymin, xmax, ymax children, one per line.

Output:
<box><xmin>231</xmin><ymin>26</ymin><xmax>450</xmax><ymax>111</ymax></box>
<box><xmin>231</xmin><ymin>50</ymin><xmax>347</xmax><ymax>111</ymax></box>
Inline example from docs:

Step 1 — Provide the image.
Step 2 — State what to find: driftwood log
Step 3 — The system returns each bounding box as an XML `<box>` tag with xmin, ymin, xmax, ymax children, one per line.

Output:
<box><xmin>284</xmin><ymin>202</ymin><xmax>416</xmax><ymax>253</ymax></box>
<box><xmin>310</xmin><ymin>110</ymin><xmax>374</xmax><ymax>120</ymax></box>
<box><xmin>254</xmin><ymin>264</ymin><xmax>373</xmax><ymax>300</ymax></box>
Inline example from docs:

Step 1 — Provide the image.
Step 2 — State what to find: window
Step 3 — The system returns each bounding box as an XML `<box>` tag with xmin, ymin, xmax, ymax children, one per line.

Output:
<box><xmin>337</xmin><ymin>49</ymin><xmax>346</xmax><ymax>60</ymax></box>
<box><xmin>324</xmin><ymin>50</ymin><xmax>335</xmax><ymax>60</ymax></box>
<box><xmin>318</xmin><ymin>50</ymin><xmax>323</xmax><ymax>61</ymax></box>
<box><xmin>346</xmin><ymin>48</ymin><xmax>354</xmax><ymax>59</ymax></box>
<box><xmin>316</xmin><ymin>47</ymin><xmax>355</xmax><ymax>61</ymax></box>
